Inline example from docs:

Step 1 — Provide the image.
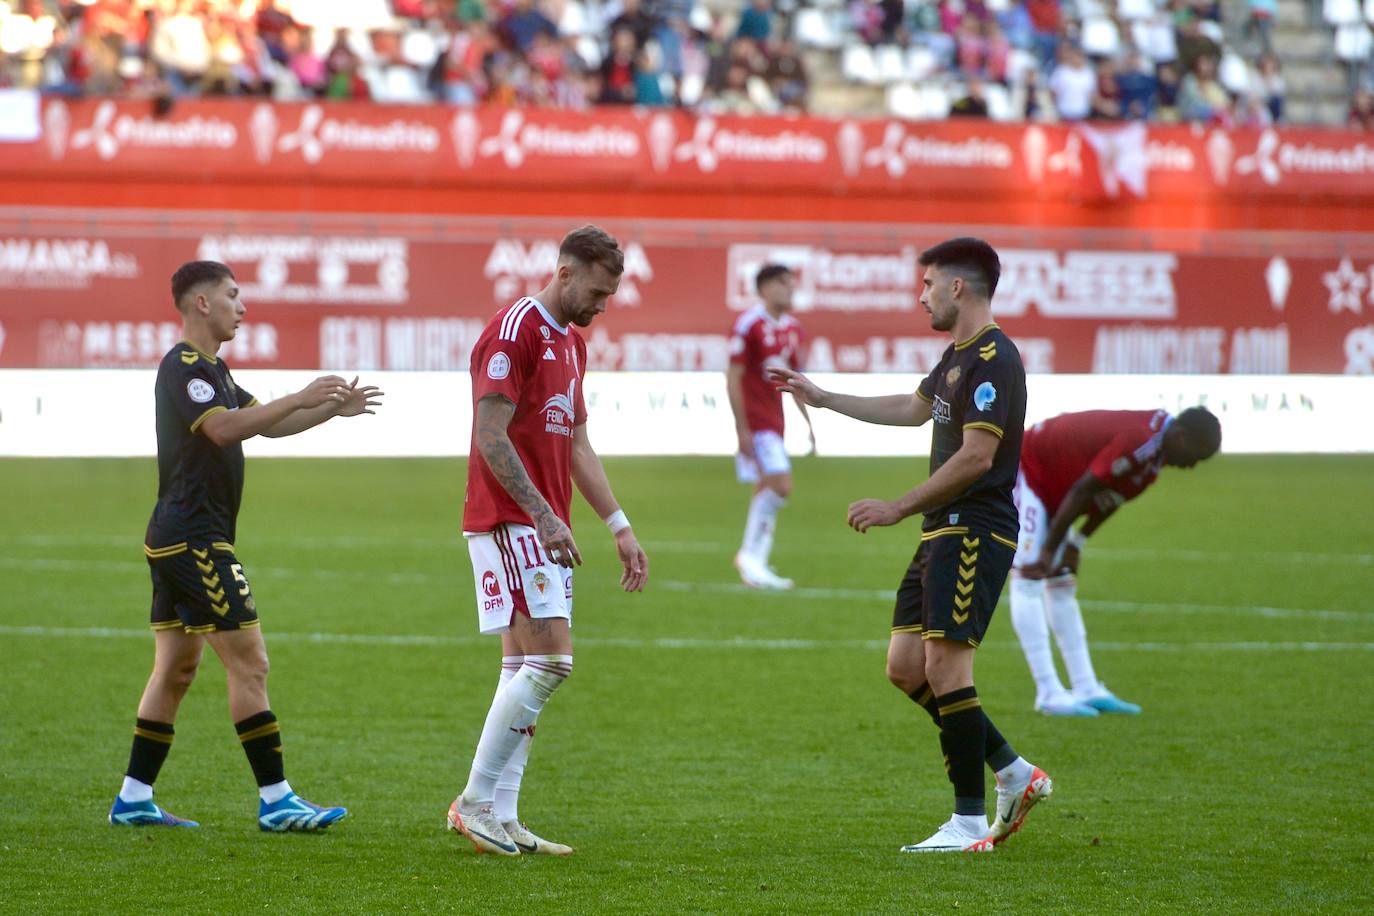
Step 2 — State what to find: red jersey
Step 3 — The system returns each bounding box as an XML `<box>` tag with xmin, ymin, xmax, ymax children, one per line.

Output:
<box><xmin>463</xmin><ymin>297</ymin><xmax>588</xmax><ymax>532</ymax></box>
<box><xmin>1020</xmin><ymin>409</ymin><xmax>1171</xmax><ymax>516</ymax></box>
<box><xmin>728</xmin><ymin>305</ymin><xmax>804</xmax><ymax>435</ymax></box>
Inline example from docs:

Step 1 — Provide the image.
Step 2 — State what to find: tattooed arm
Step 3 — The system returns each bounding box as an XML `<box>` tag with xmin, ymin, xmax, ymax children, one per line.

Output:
<box><xmin>474</xmin><ymin>394</ymin><xmax>582</xmax><ymax>567</ymax></box>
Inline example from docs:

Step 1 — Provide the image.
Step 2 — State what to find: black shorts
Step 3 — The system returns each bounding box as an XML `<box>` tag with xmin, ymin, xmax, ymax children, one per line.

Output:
<box><xmin>891</xmin><ymin>527</ymin><xmax>1017</xmax><ymax>648</ymax></box>
<box><xmin>146</xmin><ymin>541</ymin><xmax>259</xmax><ymax>634</ymax></box>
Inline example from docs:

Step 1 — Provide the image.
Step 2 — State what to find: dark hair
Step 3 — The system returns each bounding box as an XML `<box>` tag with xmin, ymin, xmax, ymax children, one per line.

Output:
<box><xmin>755</xmin><ymin>263</ymin><xmax>792</xmax><ymax>292</ymax></box>
<box><xmin>171</xmin><ymin>260</ymin><xmax>234</xmax><ymax>312</ymax></box>
<box><xmin>1175</xmin><ymin>406</ymin><xmax>1222</xmax><ymax>457</ymax></box>
<box><xmin>560</xmin><ymin>225</ymin><xmax>624</xmax><ymax>277</ymax></box>
<box><xmin>918</xmin><ymin>237</ymin><xmax>1001</xmax><ymax>299</ymax></box>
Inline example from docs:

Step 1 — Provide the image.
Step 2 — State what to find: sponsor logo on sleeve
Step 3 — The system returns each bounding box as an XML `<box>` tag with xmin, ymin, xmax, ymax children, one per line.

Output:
<box><xmin>974</xmin><ymin>382</ymin><xmax>997</xmax><ymax>411</ymax></box>
<box><xmin>487</xmin><ymin>351</ymin><xmax>511</xmax><ymax>380</ymax></box>
<box><xmin>187</xmin><ymin>378</ymin><xmax>216</xmax><ymax>403</ymax></box>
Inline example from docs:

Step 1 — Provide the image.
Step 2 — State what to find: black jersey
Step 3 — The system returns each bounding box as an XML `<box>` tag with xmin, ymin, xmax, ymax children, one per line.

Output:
<box><xmin>145</xmin><ymin>342</ymin><xmax>257</xmax><ymax>548</ymax></box>
<box><xmin>915</xmin><ymin>324</ymin><xmax>1025</xmax><ymax>538</ymax></box>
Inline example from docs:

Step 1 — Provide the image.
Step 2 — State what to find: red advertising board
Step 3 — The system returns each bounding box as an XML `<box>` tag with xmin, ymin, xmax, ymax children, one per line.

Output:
<box><xmin>1</xmin><ymin>213</ymin><xmax>1370</xmax><ymax>374</ymax></box>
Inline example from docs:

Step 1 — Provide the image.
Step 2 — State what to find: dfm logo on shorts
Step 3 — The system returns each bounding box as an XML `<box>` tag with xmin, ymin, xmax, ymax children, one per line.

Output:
<box><xmin>542</xmin><ymin>377</ymin><xmax>577</xmax><ymax>438</ymax></box>
<box><xmin>481</xmin><ymin>570</ymin><xmax>504</xmax><ymax>612</ymax></box>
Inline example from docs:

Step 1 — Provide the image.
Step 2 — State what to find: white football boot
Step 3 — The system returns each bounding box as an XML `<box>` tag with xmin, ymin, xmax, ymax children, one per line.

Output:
<box><xmin>734</xmin><ymin>552</ymin><xmax>794</xmax><ymax>591</ymax></box>
<box><xmin>900</xmin><ymin>816</ymin><xmax>995</xmax><ymax>853</ymax></box>
<box><xmin>987</xmin><ymin>765</ymin><xmax>1053</xmax><ymax>847</ymax></box>
<box><xmin>1034</xmin><ymin>691</ymin><xmax>1099</xmax><ymax>717</ymax></box>
<box><xmin>447</xmin><ymin>796</ymin><xmax>519</xmax><ymax>856</ymax></box>
<box><xmin>502</xmin><ymin>820</ymin><xmax>573</xmax><ymax>856</ymax></box>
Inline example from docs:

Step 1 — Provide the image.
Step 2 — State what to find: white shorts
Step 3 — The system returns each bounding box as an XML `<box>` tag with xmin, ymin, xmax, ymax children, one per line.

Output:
<box><xmin>1012</xmin><ymin>469</ymin><xmax>1065</xmax><ymax>570</ymax></box>
<box><xmin>735</xmin><ymin>430</ymin><xmax>791</xmax><ymax>484</ymax></box>
<box><xmin>465</xmin><ymin>523</ymin><xmax>573</xmax><ymax>635</ymax></box>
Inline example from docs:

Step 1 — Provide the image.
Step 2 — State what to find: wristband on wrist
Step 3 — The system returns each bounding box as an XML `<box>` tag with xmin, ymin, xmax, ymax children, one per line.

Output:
<box><xmin>1065</xmin><ymin>528</ymin><xmax>1086</xmax><ymax>549</ymax></box>
<box><xmin>604</xmin><ymin>509</ymin><xmax>631</xmax><ymax>534</ymax></box>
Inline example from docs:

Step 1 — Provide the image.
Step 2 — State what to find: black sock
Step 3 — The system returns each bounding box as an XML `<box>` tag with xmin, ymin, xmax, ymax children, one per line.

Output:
<box><xmin>936</xmin><ymin>687</ymin><xmax>986</xmax><ymax>816</ymax></box>
<box><xmin>126</xmin><ymin>718</ymin><xmax>174</xmax><ymax>786</ymax></box>
<box><xmin>909</xmin><ymin>683</ymin><xmax>1017</xmax><ymax>773</ymax></box>
<box><xmin>235</xmin><ymin>710</ymin><xmax>285</xmax><ymax>788</ymax></box>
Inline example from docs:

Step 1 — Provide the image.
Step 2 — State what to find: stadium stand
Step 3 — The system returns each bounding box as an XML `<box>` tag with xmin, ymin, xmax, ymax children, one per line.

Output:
<box><xmin>0</xmin><ymin>0</ymin><xmax>1360</xmax><ymax>125</ymax></box>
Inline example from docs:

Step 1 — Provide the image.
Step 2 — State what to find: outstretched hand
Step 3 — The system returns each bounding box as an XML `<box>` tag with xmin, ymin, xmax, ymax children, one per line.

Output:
<box><xmin>296</xmin><ymin>375</ymin><xmax>352</xmax><ymax>410</ymax></box>
<box><xmin>847</xmin><ymin>498</ymin><xmax>905</xmax><ymax>533</ymax></box>
<box><xmin>766</xmin><ymin>367</ymin><xmax>826</xmax><ymax>408</ymax></box>
<box><xmin>336</xmin><ymin>376</ymin><xmax>384</xmax><ymax>417</ymax></box>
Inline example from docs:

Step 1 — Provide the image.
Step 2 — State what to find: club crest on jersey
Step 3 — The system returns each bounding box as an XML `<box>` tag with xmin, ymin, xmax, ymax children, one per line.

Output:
<box><xmin>186</xmin><ymin>378</ymin><xmax>216</xmax><ymax>404</ymax></box>
<box><xmin>532</xmin><ymin>571</ymin><xmax>549</xmax><ymax>595</ymax></box>
<box><xmin>974</xmin><ymin>381</ymin><xmax>997</xmax><ymax>411</ymax></box>
<box><xmin>487</xmin><ymin>351</ymin><xmax>511</xmax><ymax>380</ymax></box>
<box><xmin>540</xmin><ymin>325</ymin><xmax>551</xmax><ymax>340</ymax></box>
<box><xmin>542</xmin><ymin>377</ymin><xmax>577</xmax><ymax>437</ymax></box>
<box><xmin>946</xmin><ymin>366</ymin><xmax>962</xmax><ymax>387</ymax></box>
<box><xmin>932</xmin><ymin>395</ymin><xmax>952</xmax><ymax>424</ymax></box>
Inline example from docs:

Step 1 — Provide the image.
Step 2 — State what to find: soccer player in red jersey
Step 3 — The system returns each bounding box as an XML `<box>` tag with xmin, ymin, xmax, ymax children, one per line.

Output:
<box><xmin>1010</xmin><ymin>407</ymin><xmax>1221</xmax><ymax>716</ymax></box>
<box><xmin>726</xmin><ymin>264</ymin><xmax>815</xmax><ymax>590</ymax></box>
<box><xmin>447</xmin><ymin>226</ymin><xmax>649</xmax><ymax>857</ymax></box>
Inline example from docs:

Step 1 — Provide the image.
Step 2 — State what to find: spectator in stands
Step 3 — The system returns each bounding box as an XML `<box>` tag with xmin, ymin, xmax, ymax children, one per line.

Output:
<box><xmin>1025</xmin><ymin>0</ymin><xmax>1063</xmax><ymax>67</ymax></box>
<box><xmin>1048</xmin><ymin>43</ymin><xmax>1096</xmax><ymax>120</ymax></box>
<box><xmin>736</xmin><ymin>0</ymin><xmax>773</xmax><ymax>43</ymax></box>
<box><xmin>765</xmin><ymin>36</ymin><xmax>808</xmax><ymax>110</ymax></box>
<box><xmin>323</xmin><ymin>28</ymin><xmax>370</xmax><ymax>100</ymax></box>
<box><xmin>1234</xmin><ymin>92</ymin><xmax>1273</xmax><ymax>126</ymax></box>
<box><xmin>281</xmin><ymin>25</ymin><xmax>326</xmax><ymax>97</ymax></box>
<box><xmin>1155</xmin><ymin>61</ymin><xmax>1182</xmax><ymax>121</ymax></box>
<box><xmin>1088</xmin><ymin>57</ymin><xmax>1123</xmax><ymax>119</ymax></box>
<box><xmin>599</xmin><ymin>25</ymin><xmax>638</xmax><ymax>103</ymax></box>
<box><xmin>1244</xmin><ymin>0</ymin><xmax>1277</xmax><ymax>54</ymax></box>
<box><xmin>256</xmin><ymin>0</ymin><xmax>295</xmax><ymax>60</ymax></box>
<box><xmin>501</xmin><ymin>0</ymin><xmax>559</xmax><ymax>55</ymax></box>
<box><xmin>950</xmin><ymin>74</ymin><xmax>991</xmax><ymax>116</ymax></box>
<box><xmin>1174</xmin><ymin>12</ymin><xmax>1220</xmax><ymax>77</ymax></box>
<box><xmin>634</xmin><ymin>43</ymin><xmax>667</xmax><ymax>105</ymax></box>
<box><xmin>1177</xmin><ymin>54</ymin><xmax>1231</xmax><ymax>125</ymax></box>
<box><xmin>1012</xmin><ymin>63</ymin><xmax>1057</xmax><ymax>120</ymax></box>
<box><xmin>151</xmin><ymin>0</ymin><xmax>213</xmax><ymax>95</ymax></box>
<box><xmin>1116</xmin><ymin>48</ymin><xmax>1159</xmax><ymax>119</ymax></box>
<box><xmin>200</xmin><ymin>14</ymin><xmax>245</xmax><ymax>95</ymax></box>
<box><xmin>848</xmin><ymin>0</ymin><xmax>885</xmax><ymax>46</ymax></box>
<box><xmin>1349</xmin><ymin>87</ymin><xmax>1374</xmax><ymax>129</ymax></box>
<box><xmin>999</xmin><ymin>0</ymin><xmax>1037</xmax><ymax>53</ymax></box>
<box><xmin>612</xmin><ymin>0</ymin><xmax>659</xmax><ymax>49</ymax></box>
<box><xmin>1251</xmin><ymin>52</ymin><xmax>1284</xmax><ymax>122</ymax></box>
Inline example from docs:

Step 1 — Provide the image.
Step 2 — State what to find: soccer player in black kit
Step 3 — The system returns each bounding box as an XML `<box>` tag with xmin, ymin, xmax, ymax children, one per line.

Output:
<box><xmin>769</xmin><ymin>238</ymin><xmax>1052</xmax><ymax>852</ymax></box>
<box><xmin>109</xmin><ymin>261</ymin><xmax>382</xmax><ymax>831</ymax></box>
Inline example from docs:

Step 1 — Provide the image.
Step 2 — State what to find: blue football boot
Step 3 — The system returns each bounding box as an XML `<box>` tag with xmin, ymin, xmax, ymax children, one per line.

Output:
<box><xmin>109</xmin><ymin>796</ymin><xmax>199</xmax><ymax>827</ymax></box>
<box><xmin>258</xmin><ymin>792</ymin><xmax>348</xmax><ymax>832</ymax></box>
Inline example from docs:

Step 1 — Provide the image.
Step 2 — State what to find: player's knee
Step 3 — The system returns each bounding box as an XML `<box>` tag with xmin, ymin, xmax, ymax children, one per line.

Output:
<box><xmin>885</xmin><ymin>657</ymin><xmax>922</xmax><ymax>693</ymax></box>
<box><xmin>524</xmin><ymin>654</ymin><xmax>573</xmax><ymax>702</ymax></box>
<box><xmin>163</xmin><ymin>659</ymin><xmax>200</xmax><ymax>695</ymax></box>
<box><xmin>766</xmin><ymin>477</ymin><xmax>792</xmax><ymax>500</ymax></box>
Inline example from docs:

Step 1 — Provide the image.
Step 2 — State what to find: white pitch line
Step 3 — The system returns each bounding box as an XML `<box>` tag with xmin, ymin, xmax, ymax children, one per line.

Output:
<box><xmin>2</xmin><ymin>556</ymin><xmax>1369</xmax><ymax>622</ymax></box>
<box><xmin>1</xmin><ymin>625</ymin><xmax>1372</xmax><ymax>653</ymax></box>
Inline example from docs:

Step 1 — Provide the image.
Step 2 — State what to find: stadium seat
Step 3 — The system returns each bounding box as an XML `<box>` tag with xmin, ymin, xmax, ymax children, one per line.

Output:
<box><xmin>1218</xmin><ymin>51</ymin><xmax>1252</xmax><ymax>94</ymax></box>
<box><xmin>843</xmin><ymin>43</ymin><xmax>881</xmax><ymax>83</ymax></box>
<box><xmin>887</xmin><ymin>82</ymin><xmax>952</xmax><ymax>120</ymax></box>
<box><xmin>906</xmin><ymin>46</ymin><xmax>939</xmax><ymax>81</ymax></box>
<box><xmin>876</xmin><ymin>44</ymin><xmax>907</xmax><ymax>82</ymax></box>
<box><xmin>1116</xmin><ymin>0</ymin><xmax>1158</xmax><ymax>21</ymax></box>
<box><xmin>1365</xmin><ymin>0</ymin><xmax>1374</xmax><ymax>23</ymax></box>
<box><xmin>1080</xmin><ymin>17</ymin><xmax>1122</xmax><ymax>57</ymax></box>
<box><xmin>1325</xmin><ymin>0</ymin><xmax>1362</xmax><ymax>24</ymax></box>
<box><xmin>794</xmin><ymin>8</ymin><xmax>844</xmax><ymax>48</ymax></box>
<box><xmin>1335</xmin><ymin>21</ymin><xmax>1374</xmax><ymax>59</ymax></box>
<box><xmin>984</xmin><ymin>81</ymin><xmax>1013</xmax><ymax>120</ymax></box>
<box><xmin>400</xmin><ymin>29</ymin><xmax>438</xmax><ymax>68</ymax></box>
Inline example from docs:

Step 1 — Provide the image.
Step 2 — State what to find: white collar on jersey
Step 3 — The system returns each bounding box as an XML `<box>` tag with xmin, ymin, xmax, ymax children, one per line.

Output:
<box><xmin>528</xmin><ymin>297</ymin><xmax>569</xmax><ymax>335</ymax></box>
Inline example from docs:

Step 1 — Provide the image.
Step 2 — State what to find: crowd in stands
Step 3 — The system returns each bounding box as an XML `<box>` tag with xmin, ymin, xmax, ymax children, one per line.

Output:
<box><xmin>0</xmin><ymin>0</ymin><xmax>810</xmax><ymax>114</ymax></box>
<box><xmin>0</xmin><ymin>0</ymin><xmax>1369</xmax><ymax>127</ymax></box>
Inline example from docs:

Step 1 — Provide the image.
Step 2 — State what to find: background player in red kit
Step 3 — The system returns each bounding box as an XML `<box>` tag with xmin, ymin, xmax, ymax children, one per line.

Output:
<box><xmin>448</xmin><ymin>226</ymin><xmax>649</xmax><ymax>857</ymax></box>
<box><xmin>726</xmin><ymin>264</ymin><xmax>816</xmax><ymax>590</ymax></box>
<box><xmin>1009</xmin><ymin>407</ymin><xmax>1221</xmax><ymax>716</ymax></box>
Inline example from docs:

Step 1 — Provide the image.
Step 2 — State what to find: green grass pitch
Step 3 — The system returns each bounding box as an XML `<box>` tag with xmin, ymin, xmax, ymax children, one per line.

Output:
<box><xmin>1</xmin><ymin>454</ymin><xmax>1371</xmax><ymax>913</ymax></box>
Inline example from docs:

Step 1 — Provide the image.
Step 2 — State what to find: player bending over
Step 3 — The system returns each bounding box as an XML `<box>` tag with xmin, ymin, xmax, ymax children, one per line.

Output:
<box><xmin>110</xmin><ymin>260</ymin><xmax>382</xmax><ymax>830</ymax></box>
<box><xmin>448</xmin><ymin>226</ymin><xmax>649</xmax><ymax>857</ymax></box>
<box><xmin>1009</xmin><ymin>407</ymin><xmax>1221</xmax><ymax>716</ymax></box>
<box><xmin>770</xmin><ymin>237</ymin><xmax>1051</xmax><ymax>853</ymax></box>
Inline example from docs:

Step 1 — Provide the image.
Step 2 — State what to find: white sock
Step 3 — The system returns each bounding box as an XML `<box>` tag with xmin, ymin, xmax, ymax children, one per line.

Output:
<box><xmin>462</xmin><ymin>655</ymin><xmax>571</xmax><ymax>806</ymax></box>
<box><xmin>1045</xmin><ymin>576</ymin><xmax>1101</xmax><ymax>698</ymax></box>
<box><xmin>119</xmin><ymin>776</ymin><xmax>153</xmax><ymax>803</ymax></box>
<box><xmin>743</xmin><ymin>488</ymin><xmax>786</xmax><ymax>565</ymax></box>
<box><xmin>492</xmin><ymin>656</ymin><xmax>526</xmax><ymax>823</ymax></box>
<box><xmin>1009</xmin><ymin>576</ymin><xmax>1067</xmax><ymax>703</ymax></box>
<box><xmin>259</xmin><ymin>780</ymin><xmax>293</xmax><ymax>804</ymax></box>
<box><xmin>994</xmin><ymin>756</ymin><xmax>1035</xmax><ymax>788</ymax></box>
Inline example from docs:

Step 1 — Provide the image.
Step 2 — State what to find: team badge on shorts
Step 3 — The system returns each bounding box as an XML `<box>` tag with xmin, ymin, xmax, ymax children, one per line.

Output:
<box><xmin>532</xmin><ymin>571</ymin><xmax>549</xmax><ymax>596</ymax></box>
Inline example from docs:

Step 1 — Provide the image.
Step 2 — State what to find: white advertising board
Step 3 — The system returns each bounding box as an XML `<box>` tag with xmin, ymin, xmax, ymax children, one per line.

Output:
<box><xmin>0</xmin><ymin>370</ymin><xmax>1369</xmax><ymax>457</ymax></box>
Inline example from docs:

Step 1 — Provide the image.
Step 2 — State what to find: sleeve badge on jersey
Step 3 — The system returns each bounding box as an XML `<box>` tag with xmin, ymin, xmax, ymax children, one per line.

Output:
<box><xmin>486</xmin><ymin>351</ymin><xmax>511</xmax><ymax>380</ymax></box>
<box><xmin>973</xmin><ymin>381</ymin><xmax>997</xmax><ymax>411</ymax></box>
<box><xmin>186</xmin><ymin>378</ymin><xmax>216</xmax><ymax>404</ymax></box>
<box><xmin>1111</xmin><ymin>456</ymin><xmax>1133</xmax><ymax>477</ymax></box>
